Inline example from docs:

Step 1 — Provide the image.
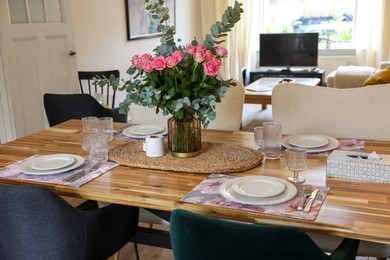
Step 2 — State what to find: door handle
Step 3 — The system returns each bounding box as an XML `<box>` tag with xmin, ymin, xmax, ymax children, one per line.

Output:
<box><xmin>69</xmin><ymin>51</ymin><xmax>77</xmax><ymax>56</ymax></box>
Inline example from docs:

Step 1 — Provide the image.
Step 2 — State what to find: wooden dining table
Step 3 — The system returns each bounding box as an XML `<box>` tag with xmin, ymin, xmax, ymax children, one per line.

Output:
<box><xmin>1</xmin><ymin>120</ymin><xmax>390</xmax><ymax>245</ymax></box>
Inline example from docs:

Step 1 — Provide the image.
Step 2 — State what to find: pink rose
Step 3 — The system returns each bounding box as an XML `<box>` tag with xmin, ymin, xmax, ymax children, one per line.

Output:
<box><xmin>215</xmin><ymin>46</ymin><xmax>228</xmax><ymax>57</ymax></box>
<box><xmin>152</xmin><ymin>56</ymin><xmax>166</xmax><ymax>70</ymax></box>
<box><xmin>171</xmin><ymin>50</ymin><xmax>184</xmax><ymax>63</ymax></box>
<box><xmin>194</xmin><ymin>50</ymin><xmax>206</xmax><ymax>63</ymax></box>
<box><xmin>185</xmin><ymin>45</ymin><xmax>197</xmax><ymax>55</ymax></box>
<box><xmin>204</xmin><ymin>50</ymin><xmax>215</xmax><ymax>61</ymax></box>
<box><xmin>140</xmin><ymin>53</ymin><xmax>152</xmax><ymax>60</ymax></box>
<box><xmin>166</xmin><ymin>56</ymin><xmax>177</xmax><ymax>68</ymax></box>
<box><xmin>130</xmin><ymin>55</ymin><xmax>140</xmax><ymax>68</ymax></box>
<box><xmin>203</xmin><ymin>58</ymin><xmax>221</xmax><ymax>76</ymax></box>
<box><xmin>143</xmin><ymin>60</ymin><xmax>154</xmax><ymax>72</ymax></box>
<box><xmin>138</xmin><ymin>53</ymin><xmax>152</xmax><ymax>70</ymax></box>
<box><xmin>196</xmin><ymin>44</ymin><xmax>207</xmax><ymax>52</ymax></box>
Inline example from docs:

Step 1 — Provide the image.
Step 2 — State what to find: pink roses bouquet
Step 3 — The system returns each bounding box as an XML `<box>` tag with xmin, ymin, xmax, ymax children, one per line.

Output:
<box><xmin>117</xmin><ymin>0</ymin><xmax>243</xmax><ymax>127</ymax></box>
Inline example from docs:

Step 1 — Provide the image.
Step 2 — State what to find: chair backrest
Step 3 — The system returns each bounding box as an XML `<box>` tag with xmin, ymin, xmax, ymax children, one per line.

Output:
<box><xmin>0</xmin><ymin>184</ymin><xmax>139</xmax><ymax>260</ymax></box>
<box><xmin>130</xmin><ymin>104</ymin><xmax>169</xmax><ymax>127</ymax></box>
<box><xmin>272</xmin><ymin>83</ymin><xmax>390</xmax><ymax>140</ymax></box>
<box><xmin>207</xmin><ymin>80</ymin><xmax>245</xmax><ymax>131</ymax></box>
<box><xmin>78</xmin><ymin>70</ymin><xmax>120</xmax><ymax>108</ymax></box>
<box><xmin>169</xmin><ymin>209</ymin><xmax>358</xmax><ymax>260</ymax></box>
<box><xmin>43</xmin><ymin>93</ymin><xmax>127</xmax><ymax>126</ymax></box>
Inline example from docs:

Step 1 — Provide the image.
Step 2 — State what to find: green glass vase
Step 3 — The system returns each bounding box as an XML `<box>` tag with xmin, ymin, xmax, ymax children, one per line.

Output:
<box><xmin>167</xmin><ymin>115</ymin><xmax>201</xmax><ymax>158</ymax></box>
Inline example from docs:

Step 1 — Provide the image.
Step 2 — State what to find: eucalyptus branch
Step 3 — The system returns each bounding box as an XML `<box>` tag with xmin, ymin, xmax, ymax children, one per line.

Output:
<box><xmin>203</xmin><ymin>1</ymin><xmax>244</xmax><ymax>50</ymax></box>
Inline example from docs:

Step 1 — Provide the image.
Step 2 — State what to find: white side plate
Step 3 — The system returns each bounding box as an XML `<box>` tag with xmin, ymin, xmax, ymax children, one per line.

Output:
<box><xmin>287</xmin><ymin>134</ymin><xmax>329</xmax><ymax>149</ymax></box>
<box><xmin>220</xmin><ymin>177</ymin><xmax>297</xmax><ymax>206</ymax></box>
<box><xmin>30</xmin><ymin>154</ymin><xmax>75</xmax><ymax>171</ymax></box>
<box><xmin>20</xmin><ymin>155</ymin><xmax>84</xmax><ymax>175</ymax></box>
<box><xmin>232</xmin><ymin>176</ymin><xmax>285</xmax><ymax>198</ymax></box>
<box><xmin>128</xmin><ymin>124</ymin><xmax>165</xmax><ymax>135</ymax></box>
<box><xmin>283</xmin><ymin>135</ymin><xmax>339</xmax><ymax>153</ymax></box>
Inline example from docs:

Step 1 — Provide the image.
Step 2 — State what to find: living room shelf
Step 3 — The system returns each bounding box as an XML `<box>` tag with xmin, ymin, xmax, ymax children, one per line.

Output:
<box><xmin>248</xmin><ymin>68</ymin><xmax>325</xmax><ymax>86</ymax></box>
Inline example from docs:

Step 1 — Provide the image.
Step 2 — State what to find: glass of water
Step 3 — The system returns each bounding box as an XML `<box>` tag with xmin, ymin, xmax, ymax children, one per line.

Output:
<box><xmin>263</xmin><ymin>121</ymin><xmax>282</xmax><ymax>159</ymax></box>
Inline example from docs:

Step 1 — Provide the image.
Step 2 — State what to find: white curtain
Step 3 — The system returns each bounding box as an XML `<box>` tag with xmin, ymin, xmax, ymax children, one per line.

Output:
<box><xmin>198</xmin><ymin>0</ymin><xmax>259</xmax><ymax>83</ymax></box>
<box><xmin>355</xmin><ymin>0</ymin><xmax>390</xmax><ymax>66</ymax></box>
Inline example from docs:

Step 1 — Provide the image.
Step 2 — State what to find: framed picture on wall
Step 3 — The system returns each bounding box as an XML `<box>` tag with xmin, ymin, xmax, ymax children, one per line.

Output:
<box><xmin>125</xmin><ymin>0</ymin><xmax>175</xmax><ymax>40</ymax></box>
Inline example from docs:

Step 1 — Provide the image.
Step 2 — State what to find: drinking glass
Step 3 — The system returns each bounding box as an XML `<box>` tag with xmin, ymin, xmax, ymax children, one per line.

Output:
<box><xmin>82</xmin><ymin>116</ymin><xmax>98</xmax><ymax>133</ymax></box>
<box><xmin>80</xmin><ymin>130</ymin><xmax>96</xmax><ymax>159</ymax></box>
<box><xmin>89</xmin><ymin>133</ymin><xmax>108</xmax><ymax>163</ymax></box>
<box><xmin>98</xmin><ymin>117</ymin><xmax>113</xmax><ymax>141</ymax></box>
<box><xmin>253</xmin><ymin>126</ymin><xmax>264</xmax><ymax>152</ymax></box>
<box><xmin>263</xmin><ymin>121</ymin><xmax>282</xmax><ymax>159</ymax></box>
<box><xmin>285</xmin><ymin>148</ymin><xmax>307</xmax><ymax>184</ymax></box>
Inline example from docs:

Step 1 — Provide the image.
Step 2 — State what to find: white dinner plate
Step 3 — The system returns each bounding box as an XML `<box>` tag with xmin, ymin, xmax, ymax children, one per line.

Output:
<box><xmin>20</xmin><ymin>154</ymin><xmax>84</xmax><ymax>175</ymax></box>
<box><xmin>122</xmin><ymin>127</ymin><xmax>167</xmax><ymax>139</ymax></box>
<box><xmin>30</xmin><ymin>154</ymin><xmax>75</xmax><ymax>171</ymax></box>
<box><xmin>220</xmin><ymin>177</ymin><xmax>297</xmax><ymax>206</ymax></box>
<box><xmin>127</xmin><ymin>124</ymin><xmax>165</xmax><ymax>136</ymax></box>
<box><xmin>232</xmin><ymin>176</ymin><xmax>285</xmax><ymax>198</ymax></box>
<box><xmin>287</xmin><ymin>134</ymin><xmax>329</xmax><ymax>149</ymax></box>
<box><xmin>282</xmin><ymin>135</ymin><xmax>340</xmax><ymax>153</ymax></box>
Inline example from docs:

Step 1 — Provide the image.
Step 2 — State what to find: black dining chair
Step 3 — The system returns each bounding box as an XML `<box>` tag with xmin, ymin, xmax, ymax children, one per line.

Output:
<box><xmin>78</xmin><ymin>70</ymin><xmax>120</xmax><ymax>108</ymax></box>
<box><xmin>0</xmin><ymin>183</ymin><xmax>139</xmax><ymax>260</ymax></box>
<box><xmin>170</xmin><ymin>209</ymin><xmax>360</xmax><ymax>260</ymax></box>
<box><xmin>43</xmin><ymin>93</ymin><xmax>127</xmax><ymax>126</ymax></box>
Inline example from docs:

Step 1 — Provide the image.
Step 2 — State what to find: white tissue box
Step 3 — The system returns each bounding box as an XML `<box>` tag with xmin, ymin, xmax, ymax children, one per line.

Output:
<box><xmin>326</xmin><ymin>150</ymin><xmax>390</xmax><ymax>183</ymax></box>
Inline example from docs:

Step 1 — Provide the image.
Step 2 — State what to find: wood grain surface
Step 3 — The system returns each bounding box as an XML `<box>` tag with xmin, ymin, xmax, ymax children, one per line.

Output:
<box><xmin>1</xmin><ymin>120</ymin><xmax>390</xmax><ymax>244</ymax></box>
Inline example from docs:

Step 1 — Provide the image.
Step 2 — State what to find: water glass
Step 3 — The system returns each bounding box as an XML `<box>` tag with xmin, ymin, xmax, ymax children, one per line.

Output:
<box><xmin>98</xmin><ymin>117</ymin><xmax>113</xmax><ymax>141</ymax></box>
<box><xmin>82</xmin><ymin>116</ymin><xmax>98</xmax><ymax>133</ymax></box>
<box><xmin>285</xmin><ymin>148</ymin><xmax>307</xmax><ymax>184</ymax></box>
<box><xmin>263</xmin><ymin>121</ymin><xmax>282</xmax><ymax>159</ymax></box>
<box><xmin>253</xmin><ymin>126</ymin><xmax>264</xmax><ymax>151</ymax></box>
<box><xmin>89</xmin><ymin>133</ymin><xmax>108</xmax><ymax>163</ymax></box>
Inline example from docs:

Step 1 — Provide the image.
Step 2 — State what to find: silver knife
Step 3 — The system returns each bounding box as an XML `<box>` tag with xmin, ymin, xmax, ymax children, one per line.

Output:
<box><xmin>303</xmin><ymin>189</ymin><xmax>319</xmax><ymax>213</ymax></box>
<box><xmin>113</xmin><ymin>122</ymin><xmax>132</xmax><ymax>135</ymax></box>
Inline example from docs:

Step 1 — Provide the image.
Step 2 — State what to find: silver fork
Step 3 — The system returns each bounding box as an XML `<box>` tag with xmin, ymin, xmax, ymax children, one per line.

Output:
<box><xmin>64</xmin><ymin>162</ymin><xmax>101</xmax><ymax>183</ymax></box>
<box><xmin>297</xmin><ymin>186</ymin><xmax>312</xmax><ymax>211</ymax></box>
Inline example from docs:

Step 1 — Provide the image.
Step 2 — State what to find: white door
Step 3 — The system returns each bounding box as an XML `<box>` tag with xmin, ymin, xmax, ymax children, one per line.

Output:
<box><xmin>0</xmin><ymin>0</ymin><xmax>78</xmax><ymax>141</ymax></box>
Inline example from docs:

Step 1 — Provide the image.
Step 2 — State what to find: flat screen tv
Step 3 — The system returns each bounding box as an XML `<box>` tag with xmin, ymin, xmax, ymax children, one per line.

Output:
<box><xmin>259</xmin><ymin>33</ymin><xmax>319</xmax><ymax>70</ymax></box>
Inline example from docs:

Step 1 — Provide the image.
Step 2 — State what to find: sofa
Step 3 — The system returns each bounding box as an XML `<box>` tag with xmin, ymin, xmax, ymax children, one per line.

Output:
<box><xmin>326</xmin><ymin>61</ymin><xmax>390</xmax><ymax>88</ymax></box>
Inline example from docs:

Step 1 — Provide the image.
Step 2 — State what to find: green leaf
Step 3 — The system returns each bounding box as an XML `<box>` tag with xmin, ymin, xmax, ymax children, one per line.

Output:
<box><xmin>210</xmin><ymin>25</ymin><xmax>219</xmax><ymax>38</ymax></box>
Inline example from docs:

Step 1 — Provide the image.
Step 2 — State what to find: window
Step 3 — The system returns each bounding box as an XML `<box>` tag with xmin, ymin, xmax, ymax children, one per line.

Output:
<box><xmin>262</xmin><ymin>0</ymin><xmax>356</xmax><ymax>49</ymax></box>
<box><xmin>8</xmin><ymin>0</ymin><xmax>62</xmax><ymax>24</ymax></box>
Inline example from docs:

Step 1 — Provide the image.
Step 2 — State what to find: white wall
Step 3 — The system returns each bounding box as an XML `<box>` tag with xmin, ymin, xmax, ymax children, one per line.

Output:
<box><xmin>70</xmin><ymin>0</ymin><xmax>198</xmax><ymax>107</ymax></box>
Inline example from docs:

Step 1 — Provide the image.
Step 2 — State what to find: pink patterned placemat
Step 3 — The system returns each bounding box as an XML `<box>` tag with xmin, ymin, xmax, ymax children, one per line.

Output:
<box><xmin>180</xmin><ymin>173</ymin><xmax>330</xmax><ymax>221</ymax></box>
<box><xmin>0</xmin><ymin>155</ymin><xmax>118</xmax><ymax>187</ymax></box>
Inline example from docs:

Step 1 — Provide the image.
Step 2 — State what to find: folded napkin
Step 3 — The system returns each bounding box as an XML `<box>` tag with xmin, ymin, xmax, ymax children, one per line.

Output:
<box><xmin>0</xmin><ymin>155</ymin><xmax>118</xmax><ymax>188</ymax></box>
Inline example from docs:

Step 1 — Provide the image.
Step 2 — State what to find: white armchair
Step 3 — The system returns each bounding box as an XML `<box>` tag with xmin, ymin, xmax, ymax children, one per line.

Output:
<box><xmin>326</xmin><ymin>61</ymin><xmax>390</xmax><ymax>88</ymax></box>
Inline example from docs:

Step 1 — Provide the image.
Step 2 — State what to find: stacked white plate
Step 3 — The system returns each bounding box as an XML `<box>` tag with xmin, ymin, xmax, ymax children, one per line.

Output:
<box><xmin>282</xmin><ymin>134</ymin><xmax>340</xmax><ymax>153</ymax></box>
<box><xmin>219</xmin><ymin>176</ymin><xmax>297</xmax><ymax>205</ymax></box>
<box><xmin>19</xmin><ymin>154</ymin><xmax>84</xmax><ymax>175</ymax></box>
<box><xmin>122</xmin><ymin>124</ymin><xmax>167</xmax><ymax>139</ymax></box>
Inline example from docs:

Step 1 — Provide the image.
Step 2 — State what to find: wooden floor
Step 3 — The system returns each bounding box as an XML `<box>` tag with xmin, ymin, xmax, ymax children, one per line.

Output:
<box><xmin>109</xmin><ymin>223</ymin><xmax>174</xmax><ymax>260</ymax></box>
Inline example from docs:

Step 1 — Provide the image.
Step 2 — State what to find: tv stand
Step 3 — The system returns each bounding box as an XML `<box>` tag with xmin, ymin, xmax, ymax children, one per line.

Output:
<box><xmin>249</xmin><ymin>68</ymin><xmax>325</xmax><ymax>85</ymax></box>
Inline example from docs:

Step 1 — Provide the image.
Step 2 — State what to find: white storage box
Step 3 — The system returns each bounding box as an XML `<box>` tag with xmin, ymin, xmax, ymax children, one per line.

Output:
<box><xmin>326</xmin><ymin>150</ymin><xmax>390</xmax><ymax>183</ymax></box>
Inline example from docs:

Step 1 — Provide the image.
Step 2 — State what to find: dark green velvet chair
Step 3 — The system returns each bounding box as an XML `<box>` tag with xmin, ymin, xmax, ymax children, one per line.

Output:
<box><xmin>170</xmin><ymin>209</ymin><xmax>360</xmax><ymax>260</ymax></box>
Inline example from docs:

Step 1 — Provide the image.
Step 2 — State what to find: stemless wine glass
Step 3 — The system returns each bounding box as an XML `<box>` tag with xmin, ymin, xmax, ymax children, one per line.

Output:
<box><xmin>253</xmin><ymin>126</ymin><xmax>264</xmax><ymax>152</ymax></box>
<box><xmin>285</xmin><ymin>148</ymin><xmax>307</xmax><ymax>184</ymax></box>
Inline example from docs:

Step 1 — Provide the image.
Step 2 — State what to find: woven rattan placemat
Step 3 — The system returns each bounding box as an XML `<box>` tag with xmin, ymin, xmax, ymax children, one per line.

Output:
<box><xmin>108</xmin><ymin>141</ymin><xmax>263</xmax><ymax>174</ymax></box>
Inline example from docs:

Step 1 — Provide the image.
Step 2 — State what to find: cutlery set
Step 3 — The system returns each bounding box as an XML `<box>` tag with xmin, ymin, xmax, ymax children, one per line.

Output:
<box><xmin>63</xmin><ymin>163</ymin><xmax>101</xmax><ymax>183</ymax></box>
<box><xmin>297</xmin><ymin>187</ymin><xmax>319</xmax><ymax>213</ymax></box>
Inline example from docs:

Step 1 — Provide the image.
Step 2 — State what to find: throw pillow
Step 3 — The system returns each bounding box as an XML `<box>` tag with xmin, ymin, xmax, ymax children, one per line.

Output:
<box><xmin>363</xmin><ymin>66</ymin><xmax>390</xmax><ymax>86</ymax></box>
